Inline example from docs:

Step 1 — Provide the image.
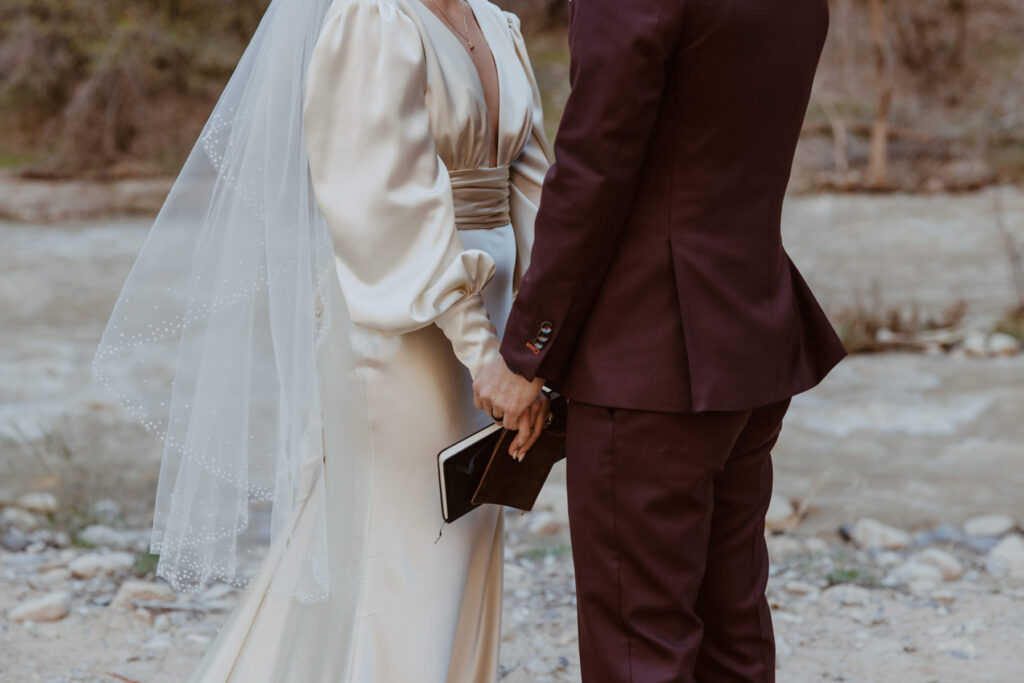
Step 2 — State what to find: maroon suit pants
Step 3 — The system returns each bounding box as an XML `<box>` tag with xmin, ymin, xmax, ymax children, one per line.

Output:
<box><xmin>566</xmin><ymin>397</ymin><xmax>791</xmax><ymax>683</ymax></box>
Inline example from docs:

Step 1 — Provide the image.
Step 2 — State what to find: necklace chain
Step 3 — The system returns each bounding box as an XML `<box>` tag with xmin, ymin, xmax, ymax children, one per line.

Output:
<box><xmin>424</xmin><ymin>0</ymin><xmax>476</xmax><ymax>52</ymax></box>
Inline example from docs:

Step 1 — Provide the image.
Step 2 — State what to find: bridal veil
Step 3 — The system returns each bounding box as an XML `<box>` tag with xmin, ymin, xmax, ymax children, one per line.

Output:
<box><xmin>93</xmin><ymin>0</ymin><xmax>337</xmax><ymax>602</ymax></box>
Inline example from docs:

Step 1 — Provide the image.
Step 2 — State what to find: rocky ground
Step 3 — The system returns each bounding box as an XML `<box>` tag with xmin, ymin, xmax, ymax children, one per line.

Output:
<box><xmin>2</xmin><ymin>187</ymin><xmax>1024</xmax><ymax>681</ymax></box>
<box><xmin>2</xmin><ymin>489</ymin><xmax>1024</xmax><ymax>682</ymax></box>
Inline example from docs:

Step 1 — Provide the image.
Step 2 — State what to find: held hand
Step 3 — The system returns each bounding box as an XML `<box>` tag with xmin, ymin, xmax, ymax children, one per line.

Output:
<box><xmin>473</xmin><ymin>355</ymin><xmax>545</xmax><ymax>431</ymax></box>
<box><xmin>510</xmin><ymin>393</ymin><xmax>550</xmax><ymax>461</ymax></box>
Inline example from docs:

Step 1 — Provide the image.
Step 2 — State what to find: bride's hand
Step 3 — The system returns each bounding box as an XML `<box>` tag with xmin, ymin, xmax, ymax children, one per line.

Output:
<box><xmin>510</xmin><ymin>393</ymin><xmax>550</xmax><ymax>461</ymax></box>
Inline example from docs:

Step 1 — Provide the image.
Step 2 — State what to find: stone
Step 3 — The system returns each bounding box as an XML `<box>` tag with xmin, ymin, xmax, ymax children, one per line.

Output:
<box><xmin>90</xmin><ymin>499</ymin><xmax>122</xmax><ymax>523</ymax></box>
<box><xmin>909</xmin><ymin>548</ymin><xmax>965</xmax><ymax>581</ymax></box>
<box><xmin>850</xmin><ymin>518</ymin><xmax>912</xmax><ymax>550</ymax></box>
<box><xmin>783</xmin><ymin>580</ymin><xmax>819</xmax><ymax>597</ymax></box>
<box><xmin>765</xmin><ymin>495</ymin><xmax>796</xmax><ymax>532</ymax></box>
<box><xmin>1</xmin><ymin>529</ymin><xmax>32</xmax><ymax>551</ymax></box>
<box><xmin>988</xmin><ymin>333</ymin><xmax>1021</xmax><ymax>357</ymax></box>
<box><xmin>8</xmin><ymin>590</ymin><xmax>72</xmax><ymax>623</ymax></box>
<box><xmin>1</xmin><ymin>507</ymin><xmax>42</xmax><ymax>532</ymax></box>
<box><xmin>824</xmin><ymin>584</ymin><xmax>872</xmax><ymax>607</ymax></box>
<box><xmin>77</xmin><ymin>524</ymin><xmax>149</xmax><ymax>552</ymax></box>
<box><xmin>985</xmin><ymin>535</ymin><xmax>1024</xmax><ymax>579</ymax></box>
<box><xmin>142</xmin><ymin>633</ymin><xmax>173</xmax><ymax>651</ymax></box>
<box><xmin>110</xmin><ymin>580</ymin><xmax>176</xmax><ymax>610</ymax></box>
<box><xmin>803</xmin><ymin>537</ymin><xmax>831</xmax><ymax>556</ymax></box>
<box><xmin>964</xmin><ymin>514</ymin><xmax>1016</xmax><ymax>538</ymax></box>
<box><xmin>68</xmin><ymin>551</ymin><xmax>135</xmax><ymax>579</ymax></box>
<box><xmin>153</xmin><ymin>613</ymin><xmax>173</xmax><ymax>632</ymax></box>
<box><xmin>15</xmin><ymin>491</ymin><xmax>59</xmax><ymax>514</ymax></box>
<box><xmin>766</xmin><ymin>535</ymin><xmax>806</xmax><ymax>563</ymax></box>
<box><xmin>38</xmin><ymin>568</ymin><xmax>72</xmax><ymax>585</ymax></box>
<box><xmin>963</xmin><ymin>536</ymin><xmax>1001</xmax><ymax>554</ymax></box>
<box><xmin>890</xmin><ymin>560</ymin><xmax>944</xmax><ymax>585</ymax></box>
<box><xmin>961</xmin><ymin>332</ymin><xmax>990</xmax><ymax>358</ymax></box>
<box><xmin>931</xmin><ymin>159</ymin><xmax>996</xmax><ymax>192</ymax></box>
<box><xmin>874</xmin><ymin>550</ymin><xmax>904</xmax><ymax>568</ymax></box>
<box><xmin>919</xmin><ymin>523</ymin><xmax>967</xmax><ymax>545</ymax></box>
<box><xmin>527</xmin><ymin>511</ymin><xmax>563</xmax><ymax>536</ymax></box>
<box><xmin>134</xmin><ymin>607</ymin><xmax>154</xmax><ymax>627</ymax></box>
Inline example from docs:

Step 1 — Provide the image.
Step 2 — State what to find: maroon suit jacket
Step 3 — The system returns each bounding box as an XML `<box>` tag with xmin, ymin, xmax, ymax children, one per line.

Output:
<box><xmin>500</xmin><ymin>0</ymin><xmax>847</xmax><ymax>413</ymax></box>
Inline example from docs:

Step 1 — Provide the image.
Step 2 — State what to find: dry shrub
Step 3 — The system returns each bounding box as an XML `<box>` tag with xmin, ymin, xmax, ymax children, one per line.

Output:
<box><xmin>0</xmin><ymin>0</ymin><xmax>268</xmax><ymax>176</ymax></box>
<box><xmin>834</xmin><ymin>283</ymin><xmax>967</xmax><ymax>353</ymax></box>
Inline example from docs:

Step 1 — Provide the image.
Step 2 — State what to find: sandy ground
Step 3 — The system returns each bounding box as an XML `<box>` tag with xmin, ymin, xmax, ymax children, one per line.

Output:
<box><xmin>2</xmin><ymin>188</ymin><xmax>1024</xmax><ymax>681</ymax></box>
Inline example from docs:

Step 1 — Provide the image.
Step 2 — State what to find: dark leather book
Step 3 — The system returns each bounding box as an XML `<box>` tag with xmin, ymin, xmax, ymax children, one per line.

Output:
<box><xmin>438</xmin><ymin>394</ymin><xmax>568</xmax><ymax>523</ymax></box>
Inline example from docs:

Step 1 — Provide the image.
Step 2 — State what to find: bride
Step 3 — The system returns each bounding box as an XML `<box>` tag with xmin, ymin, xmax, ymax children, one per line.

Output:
<box><xmin>93</xmin><ymin>0</ymin><xmax>551</xmax><ymax>679</ymax></box>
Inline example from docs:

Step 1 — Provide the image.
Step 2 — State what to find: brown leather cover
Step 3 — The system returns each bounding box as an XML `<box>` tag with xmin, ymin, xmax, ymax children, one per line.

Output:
<box><xmin>470</xmin><ymin>395</ymin><xmax>568</xmax><ymax>511</ymax></box>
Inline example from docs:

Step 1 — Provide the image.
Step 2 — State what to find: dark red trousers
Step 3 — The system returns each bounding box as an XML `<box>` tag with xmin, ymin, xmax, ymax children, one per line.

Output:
<box><xmin>566</xmin><ymin>398</ymin><xmax>791</xmax><ymax>683</ymax></box>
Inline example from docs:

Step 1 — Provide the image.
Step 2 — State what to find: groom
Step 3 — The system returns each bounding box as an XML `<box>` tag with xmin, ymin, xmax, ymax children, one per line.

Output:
<box><xmin>475</xmin><ymin>0</ymin><xmax>846</xmax><ymax>680</ymax></box>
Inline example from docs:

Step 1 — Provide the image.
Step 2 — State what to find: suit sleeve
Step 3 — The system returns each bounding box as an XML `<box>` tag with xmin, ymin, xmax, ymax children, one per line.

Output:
<box><xmin>499</xmin><ymin>0</ymin><xmax>684</xmax><ymax>382</ymax></box>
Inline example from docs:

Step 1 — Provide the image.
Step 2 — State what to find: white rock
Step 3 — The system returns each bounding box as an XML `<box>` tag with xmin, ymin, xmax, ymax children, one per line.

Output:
<box><xmin>68</xmin><ymin>551</ymin><xmax>135</xmax><ymax>579</ymax></box>
<box><xmin>90</xmin><ymin>499</ymin><xmax>122</xmax><ymax>523</ymax></box>
<box><xmin>988</xmin><ymin>332</ymin><xmax>1021</xmax><ymax>357</ymax></box>
<box><xmin>824</xmin><ymin>584</ymin><xmax>872</xmax><ymax>607</ymax></box>
<box><xmin>134</xmin><ymin>607</ymin><xmax>154</xmax><ymax>627</ymax></box>
<box><xmin>142</xmin><ymin>633</ymin><xmax>173</xmax><ymax>650</ymax></box>
<box><xmin>850</xmin><ymin>518</ymin><xmax>912</xmax><ymax>550</ymax></box>
<box><xmin>528</xmin><ymin>511</ymin><xmax>563</xmax><ymax>536</ymax></box>
<box><xmin>909</xmin><ymin>548</ymin><xmax>965</xmax><ymax>581</ymax></box>
<box><xmin>766</xmin><ymin>536</ymin><xmax>805</xmax><ymax>562</ymax></box>
<box><xmin>964</xmin><ymin>514</ymin><xmax>1016</xmax><ymax>538</ymax></box>
<box><xmin>154</xmin><ymin>613</ymin><xmax>173</xmax><ymax>632</ymax></box>
<box><xmin>962</xmin><ymin>332</ymin><xmax>989</xmax><ymax>357</ymax></box>
<box><xmin>890</xmin><ymin>560</ymin><xmax>944</xmax><ymax>586</ymax></box>
<box><xmin>803</xmin><ymin>537</ymin><xmax>830</xmax><ymax>556</ymax></box>
<box><xmin>874</xmin><ymin>550</ymin><xmax>904</xmax><ymax>568</ymax></box>
<box><xmin>77</xmin><ymin>524</ymin><xmax>149</xmax><ymax>552</ymax></box>
<box><xmin>930</xmin><ymin>589</ymin><xmax>958</xmax><ymax>605</ymax></box>
<box><xmin>1</xmin><ymin>507</ymin><xmax>41</xmax><ymax>532</ymax></box>
<box><xmin>37</xmin><ymin>568</ymin><xmax>72</xmax><ymax>585</ymax></box>
<box><xmin>15</xmin><ymin>491</ymin><xmax>59</xmax><ymax>514</ymax></box>
<box><xmin>783</xmin><ymin>580</ymin><xmax>819</xmax><ymax>597</ymax></box>
<box><xmin>110</xmin><ymin>580</ymin><xmax>176</xmax><ymax>610</ymax></box>
<box><xmin>8</xmin><ymin>590</ymin><xmax>72</xmax><ymax>623</ymax></box>
<box><xmin>985</xmin><ymin>535</ymin><xmax>1024</xmax><ymax>579</ymax></box>
<box><xmin>765</xmin><ymin>495</ymin><xmax>796</xmax><ymax>532</ymax></box>
<box><xmin>936</xmin><ymin>638</ymin><xmax>977</xmax><ymax>660</ymax></box>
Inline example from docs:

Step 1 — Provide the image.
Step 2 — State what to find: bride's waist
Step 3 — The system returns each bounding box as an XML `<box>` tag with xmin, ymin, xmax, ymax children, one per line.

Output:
<box><xmin>449</xmin><ymin>165</ymin><xmax>510</xmax><ymax>231</ymax></box>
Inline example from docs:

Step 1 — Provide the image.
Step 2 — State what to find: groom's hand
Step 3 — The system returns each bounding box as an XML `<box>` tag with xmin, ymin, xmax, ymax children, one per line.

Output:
<box><xmin>473</xmin><ymin>355</ymin><xmax>545</xmax><ymax>432</ymax></box>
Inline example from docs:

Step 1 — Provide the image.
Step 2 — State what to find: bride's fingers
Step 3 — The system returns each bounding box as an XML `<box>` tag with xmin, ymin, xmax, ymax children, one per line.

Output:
<box><xmin>511</xmin><ymin>400</ymin><xmax>544</xmax><ymax>459</ymax></box>
<box><xmin>518</xmin><ymin>401</ymin><xmax>547</xmax><ymax>459</ymax></box>
<box><xmin>510</xmin><ymin>411</ymin><xmax>534</xmax><ymax>458</ymax></box>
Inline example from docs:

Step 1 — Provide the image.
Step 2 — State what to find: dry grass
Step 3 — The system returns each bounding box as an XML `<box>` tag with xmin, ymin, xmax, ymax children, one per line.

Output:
<box><xmin>833</xmin><ymin>283</ymin><xmax>968</xmax><ymax>353</ymax></box>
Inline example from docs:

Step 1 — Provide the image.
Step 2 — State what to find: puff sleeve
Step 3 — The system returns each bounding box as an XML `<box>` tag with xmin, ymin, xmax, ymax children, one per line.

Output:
<box><xmin>303</xmin><ymin>0</ymin><xmax>500</xmax><ymax>378</ymax></box>
<box><xmin>504</xmin><ymin>11</ymin><xmax>553</xmax><ymax>293</ymax></box>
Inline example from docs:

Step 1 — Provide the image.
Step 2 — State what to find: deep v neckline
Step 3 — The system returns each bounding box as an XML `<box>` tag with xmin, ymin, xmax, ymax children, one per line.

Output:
<box><xmin>416</xmin><ymin>0</ymin><xmax>504</xmax><ymax>166</ymax></box>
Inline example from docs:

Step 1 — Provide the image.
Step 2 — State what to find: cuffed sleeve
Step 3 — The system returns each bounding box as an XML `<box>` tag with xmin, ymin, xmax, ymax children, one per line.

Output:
<box><xmin>303</xmin><ymin>0</ymin><xmax>499</xmax><ymax>375</ymax></box>
<box><xmin>500</xmin><ymin>0</ymin><xmax>685</xmax><ymax>382</ymax></box>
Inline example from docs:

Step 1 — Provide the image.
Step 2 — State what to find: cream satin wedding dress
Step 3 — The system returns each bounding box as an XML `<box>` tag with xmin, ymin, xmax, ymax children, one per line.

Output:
<box><xmin>185</xmin><ymin>0</ymin><xmax>550</xmax><ymax>680</ymax></box>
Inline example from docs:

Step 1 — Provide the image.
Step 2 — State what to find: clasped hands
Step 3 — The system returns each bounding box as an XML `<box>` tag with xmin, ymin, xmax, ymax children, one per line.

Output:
<box><xmin>473</xmin><ymin>355</ymin><xmax>547</xmax><ymax>461</ymax></box>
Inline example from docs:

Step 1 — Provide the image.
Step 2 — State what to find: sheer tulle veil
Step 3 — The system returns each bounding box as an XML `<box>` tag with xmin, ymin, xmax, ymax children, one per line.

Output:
<box><xmin>93</xmin><ymin>0</ymin><xmax>337</xmax><ymax>601</ymax></box>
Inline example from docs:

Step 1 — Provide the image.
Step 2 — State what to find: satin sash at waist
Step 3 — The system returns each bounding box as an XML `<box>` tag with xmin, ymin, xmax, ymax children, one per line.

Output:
<box><xmin>448</xmin><ymin>165</ymin><xmax>511</xmax><ymax>231</ymax></box>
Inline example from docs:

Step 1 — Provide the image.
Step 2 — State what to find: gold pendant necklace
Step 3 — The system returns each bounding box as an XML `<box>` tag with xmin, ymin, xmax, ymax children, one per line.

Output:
<box><xmin>425</xmin><ymin>0</ymin><xmax>476</xmax><ymax>51</ymax></box>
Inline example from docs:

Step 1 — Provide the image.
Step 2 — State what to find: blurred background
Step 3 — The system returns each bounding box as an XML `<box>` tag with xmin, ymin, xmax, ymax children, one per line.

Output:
<box><xmin>1</xmin><ymin>1</ymin><xmax>1023</xmax><ymax>681</ymax></box>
